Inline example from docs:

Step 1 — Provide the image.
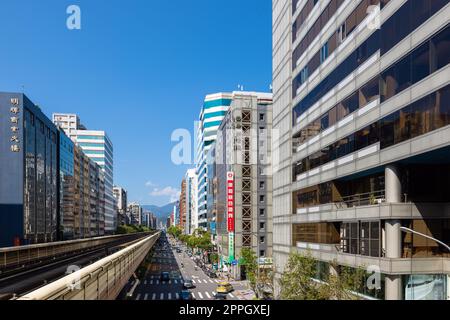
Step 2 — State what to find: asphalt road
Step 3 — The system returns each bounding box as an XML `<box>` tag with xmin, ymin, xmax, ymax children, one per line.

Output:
<box><xmin>129</xmin><ymin>234</ymin><xmax>247</xmax><ymax>301</ymax></box>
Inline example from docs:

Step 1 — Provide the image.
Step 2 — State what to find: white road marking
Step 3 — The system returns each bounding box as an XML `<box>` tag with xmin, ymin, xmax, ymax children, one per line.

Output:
<box><xmin>203</xmin><ymin>279</ymin><xmax>208</xmax><ymax>284</ymax></box>
<box><xmin>175</xmin><ymin>293</ymin><xmax>179</xmax><ymax>299</ymax></box>
<box><xmin>209</xmin><ymin>279</ymin><xmax>214</xmax><ymax>283</ymax></box>
<box><xmin>174</xmin><ymin>280</ymin><xmax>178</xmax><ymax>284</ymax></box>
<box><xmin>144</xmin><ymin>280</ymin><xmax>147</xmax><ymax>285</ymax></box>
<box><xmin>205</xmin><ymin>292</ymin><xmax>211</xmax><ymax>299</ymax></box>
<box><xmin>144</xmin><ymin>294</ymin><xmax>148</xmax><ymax>300</ymax></box>
<box><xmin>156</xmin><ymin>280</ymin><xmax>159</xmax><ymax>285</ymax></box>
<box><xmin>168</xmin><ymin>280</ymin><xmax>171</xmax><ymax>284</ymax></box>
<box><xmin>229</xmin><ymin>293</ymin><xmax>235</xmax><ymax>298</ymax></box>
<box><xmin>192</xmin><ymin>279</ymin><xmax>196</xmax><ymax>284</ymax></box>
<box><xmin>150</xmin><ymin>280</ymin><xmax>153</xmax><ymax>285</ymax></box>
<box><xmin>160</xmin><ymin>293</ymin><xmax>164</xmax><ymax>300</ymax></box>
<box><xmin>136</xmin><ymin>294</ymin><xmax>141</xmax><ymax>300</ymax></box>
<box><xmin>191</xmin><ymin>292</ymin><xmax>196</xmax><ymax>299</ymax></box>
<box><xmin>198</xmin><ymin>292</ymin><xmax>204</xmax><ymax>299</ymax></box>
<box><xmin>152</xmin><ymin>293</ymin><xmax>156</xmax><ymax>300</ymax></box>
<box><xmin>168</xmin><ymin>293</ymin><xmax>172</xmax><ymax>300</ymax></box>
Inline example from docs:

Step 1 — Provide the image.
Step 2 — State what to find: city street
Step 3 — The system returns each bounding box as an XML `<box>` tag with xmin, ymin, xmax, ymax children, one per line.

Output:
<box><xmin>129</xmin><ymin>234</ymin><xmax>250</xmax><ymax>301</ymax></box>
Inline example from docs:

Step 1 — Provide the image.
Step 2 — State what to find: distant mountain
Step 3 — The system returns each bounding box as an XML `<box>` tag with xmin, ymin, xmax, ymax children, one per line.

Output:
<box><xmin>142</xmin><ymin>202</ymin><xmax>176</xmax><ymax>222</ymax></box>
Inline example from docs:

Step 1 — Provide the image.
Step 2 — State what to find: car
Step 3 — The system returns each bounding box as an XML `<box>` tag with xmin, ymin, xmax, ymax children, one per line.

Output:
<box><xmin>183</xmin><ymin>279</ymin><xmax>195</xmax><ymax>289</ymax></box>
<box><xmin>160</xmin><ymin>272</ymin><xmax>170</xmax><ymax>282</ymax></box>
<box><xmin>179</xmin><ymin>290</ymin><xmax>194</xmax><ymax>300</ymax></box>
<box><xmin>213</xmin><ymin>292</ymin><xmax>227</xmax><ymax>300</ymax></box>
<box><xmin>216</xmin><ymin>282</ymin><xmax>234</xmax><ymax>294</ymax></box>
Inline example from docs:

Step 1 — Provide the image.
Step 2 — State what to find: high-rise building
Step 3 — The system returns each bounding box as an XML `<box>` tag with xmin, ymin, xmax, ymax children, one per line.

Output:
<box><xmin>206</xmin><ymin>143</ymin><xmax>218</xmax><ymax>241</ymax></box>
<box><xmin>52</xmin><ymin>113</ymin><xmax>86</xmax><ymax>136</ymax></box>
<box><xmin>272</xmin><ymin>0</ymin><xmax>450</xmax><ymax>300</ymax></box>
<box><xmin>1</xmin><ymin>93</ymin><xmax>59</xmax><ymax>247</ymax></box>
<box><xmin>185</xmin><ymin>168</ymin><xmax>198</xmax><ymax>234</ymax></box>
<box><xmin>179</xmin><ymin>179</ymin><xmax>187</xmax><ymax>230</ymax></box>
<box><xmin>57</xmin><ymin>130</ymin><xmax>75</xmax><ymax>239</ymax></box>
<box><xmin>128</xmin><ymin>202</ymin><xmax>142</xmax><ymax>226</ymax></box>
<box><xmin>196</xmin><ymin>93</ymin><xmax>233</xmax><ymax>231</ymax></box>
<box><xmin>215</xmin><ymin>91</ymin><xmax>274</xmax><ymax>279</ymax></box>
<box><xmin>113</xmin><ymin>186</ymin><xmax>127</xmax><ymax>226</ymax></box>
<box><xmin>53</xmin><ymin>113</ymin><xmax>115</xmax><ymax>234</ymax></box>
<box><xmin>74</xmin><ymin>130</ymin><xmax>114</xmax><ymax>233</ymax></box>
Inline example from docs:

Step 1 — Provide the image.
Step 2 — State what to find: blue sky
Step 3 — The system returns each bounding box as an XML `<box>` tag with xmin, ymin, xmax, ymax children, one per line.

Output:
<box><xmin>0</xmin><ymin>0</ymin><xmax>272</xmax><ymax>206</ymax></box>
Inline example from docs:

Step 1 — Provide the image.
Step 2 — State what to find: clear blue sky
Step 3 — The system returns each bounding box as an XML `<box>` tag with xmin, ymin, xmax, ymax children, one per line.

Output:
<box><xmin>0</xmin><ymin>0</ymin><xmax>272</xmax><ymax>206</ymax></box>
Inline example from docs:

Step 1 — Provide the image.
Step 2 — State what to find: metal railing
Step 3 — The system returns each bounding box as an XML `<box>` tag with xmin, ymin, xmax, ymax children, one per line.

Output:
<box><xmin>17</xmin><ymin>232</ymin><xmax>160</xmax><ymax>300</ymax></box>
<box><xmin>334</xmin><ymin>190</ymin><xmax>386</xmax><ymax>209</ymax></box>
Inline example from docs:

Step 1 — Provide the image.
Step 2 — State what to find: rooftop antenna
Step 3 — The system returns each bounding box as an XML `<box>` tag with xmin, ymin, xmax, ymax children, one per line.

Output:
<box><xmin>269</xmin><ymin>84</ymin><xmax>273</xmax><ymax>92</ymax></box>
<box><xmin>237</xmin><ymin>84</ymin><xmax>244</xmax><ymax>91</ymax></box>
<box><xmin>21</xmin><ymin>84</ymin><xmax>25</xmax><ymax>93</ymax></box>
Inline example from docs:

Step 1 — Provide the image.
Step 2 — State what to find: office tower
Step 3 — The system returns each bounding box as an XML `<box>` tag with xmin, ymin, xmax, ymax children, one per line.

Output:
<box><xmin>72</xmin><ymin>144</ymin><xmax>105</xmax><ymax>238</ymax></box>
<box><xmin>128</xmin><ymin>202</ymin><xmax>142</xmax><ymax>226</ymax></box>
<box><xmin>0</xmin><ymin>93</ymin><xmax>58</xmax><ymax>247</ymax></box>
<box><xmin>74</xmin><ymin>130</ymin><xmax>115</xmax><ymax>233</ymax></box>
<box><xmin>196</xmin><ymin>93</ymin><xmax>233</xmax><ymax>231</ymax></box>
<box><xmin>215</xmin><ymin>91</ymin><xmax>274</xmax><ymax>279</ymax></box>
<box><xmin>272</xmin><ymin>0</ymin><xmax>450</xmax><ymax>300</ymax></box>
<box><xmin>53</xmin><ymin>113</ymin><xmax>115</xmax><ymax>234</ymax></box>
<box><xmin>206</xmin><ymin>143</ymin><xmax>218</xmax><ymax>241</ymax></box>
<box><xmin>185</xmin><ymin>168</ymin><xmax>198</xmax><ymax>234</ymax></box>
<box><xmin>113</xmin><ymin>186</ymin><xmax>128</xmax><ymax>226</ymax></box>
<box><xmin>52</xmin><ymin>113</ymin><xmax>86</xmax><ymax>137</ymax></box>
<box><xmin>179</xmin><ymin>179</ymin><xmax>187</xmax><ymax>230</ymax></box>
<box><xmin>57</xmin><ymin>129</ymin><xmax>75</xmax><ymax>240</ymax></box>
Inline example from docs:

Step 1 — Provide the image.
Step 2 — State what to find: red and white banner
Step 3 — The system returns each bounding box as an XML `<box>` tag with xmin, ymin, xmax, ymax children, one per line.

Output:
<box><xmin>227</xmin><ymin>172</ymin><xmax>235</xmax><ymax>232</ymax></box>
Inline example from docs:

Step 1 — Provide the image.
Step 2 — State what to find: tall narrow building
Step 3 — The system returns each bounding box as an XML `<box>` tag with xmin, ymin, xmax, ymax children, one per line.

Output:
<box><xmin>272</xmin><ymin>0</ymin><xmax>450</xmax><ymax>300</ymax></box>
<box><xmin>196</xmin><ymin>93</ymin><xmax>233</xmax><ymax>231</ymax></box>
<box><xmin>215</xmin><ymin>91</ymin><xmax>274</xmax><ymax>279</ymax></box>
<box><xmin>185</xmin><ymin>168</ymin><xmax>198</xmax><ymax>234</ymax></box>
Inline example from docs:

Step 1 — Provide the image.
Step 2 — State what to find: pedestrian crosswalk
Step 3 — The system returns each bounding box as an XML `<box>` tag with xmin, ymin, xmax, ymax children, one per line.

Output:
<box><xmin>136</xmin><ymin>291</ymin><xmax>238</xmax><ymax>301</ymax></box>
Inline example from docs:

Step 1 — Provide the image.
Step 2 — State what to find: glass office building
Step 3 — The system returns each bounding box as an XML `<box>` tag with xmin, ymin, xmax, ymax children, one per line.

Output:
<box><xmin>0</xmin><ymin>93</ymin><xmax>58</xmax><ymax>247</ymax></box>
<box><xmin>272</xmin><ymin>0</ymin><xmax>450</xmax><ymax>300</ymax></box>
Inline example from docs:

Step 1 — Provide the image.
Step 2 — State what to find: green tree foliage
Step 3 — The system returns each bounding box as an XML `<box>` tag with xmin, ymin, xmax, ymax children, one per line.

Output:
<box><xmin>279</xmin><ymin>251</ymin><xmax>366</xmax><ymax>300</ymax></box>
<box><xmin>240</xmin><ymin>248</ymin><xmax>258</xmax><ymax>290</ymax></box>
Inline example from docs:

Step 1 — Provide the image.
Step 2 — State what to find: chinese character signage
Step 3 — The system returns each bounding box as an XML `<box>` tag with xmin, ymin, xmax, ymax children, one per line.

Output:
<box><xmin>9</xmin><ymin>98</ymin><xmax>20</xmax><ymax>153</ymax></box>
<box><xmin>228</xmin><ymin>232</ymin><xmax>235</xmax><ymax>263</ymax></box>
<box><xmin>227</xmin><ymin>172</ymin><xmax>235</xmax><ymax>232</ymax></box>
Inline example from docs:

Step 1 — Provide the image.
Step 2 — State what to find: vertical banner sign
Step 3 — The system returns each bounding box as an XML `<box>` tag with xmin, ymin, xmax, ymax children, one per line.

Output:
<box><xmin>227</xmin><ymin>172</ymin><xmax>235</xmax><ymax>232</ymax></box>
<box><xmin>227</xmin><ymin>172</ymin><xmax>235</xmax><ymax>262</ymax></box>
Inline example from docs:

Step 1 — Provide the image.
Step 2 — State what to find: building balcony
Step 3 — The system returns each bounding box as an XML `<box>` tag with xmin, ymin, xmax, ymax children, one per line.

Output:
<box><xmin>293</xmin><ymin>202</ymin><xmax>450</xmax><ymax>223</ymax></box>
<box><xmin>294</xmin><ymin>241</ymin><xmax>450</xmax><ymax>276</ymax></box>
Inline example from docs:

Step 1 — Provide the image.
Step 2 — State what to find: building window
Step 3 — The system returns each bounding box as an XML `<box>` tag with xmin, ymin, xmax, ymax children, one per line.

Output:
<box><xmin>320</xmin><ymin>43</ymin><xmax>329</xmax><ymax>63</ymax></box>
<box><xmin>260</xmin><ymin>208</ymin><xmax>265</xmax><ymax>216</ymax></box>
<box><xmin>260</xmin><ymin>222</ymin><xmax>265</xmax><ymax>230</ymax></box>
<box><xmin>260</xmin><ymin>250</ymin><xmax>265</xmax><ymax>257</ymax></box>
<box><xmin>259</xmin><ymin>113</ymin><xmax>265</xmax><ymax>121</ymax></box>
<box><xmin>260</xmin><ymin>195</ymin><xmax>265</xmax><ymax>203</ymax></box>
<box><xmin>260</xmin><ymin>236</ymin><xmax>265</xmax><ymax>244</ymax></box>
<box><xmin>259</xmin><ymin>181</ymin><xmax>265</xmax><ymax>189</ymax></box>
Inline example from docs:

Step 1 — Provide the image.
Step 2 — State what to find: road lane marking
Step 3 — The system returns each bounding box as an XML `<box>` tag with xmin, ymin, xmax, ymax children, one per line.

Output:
<box><xmin>175</xmin><ymin>293</ymin><xmax>179</xmax><ymax>299</ymax></box>
<box><xmin>205</xmin><ymin>292</ymin><xmax>211</xmax><ymax>299</ymax></box>
<box><xmin>156</xmin><ymin>280</ymin><xmax>159</xmax><ymax>285</ymax></box>
<box><xmin>144</xmin><ymin>294</ymin><xmax>148</xmax><ymax>300</ymax></box>
<box><xmin>144</xmin><ymin>280</ymin><xmax>147</xmax><ymax>285</ymax></box>
<box><xmin>168</xmin><ymin>280</ymin><xmax>171</xmax><ymax>284</ymax></box>
<box><xmin>198</xmin><ymin>292</ymin><xmax>203</xmax><ymax>299</ymax></box>
<box><xmin>209</xmin><ymin>279</ymin><xmax>214</xmax><ymax>283</ymax></box>
<box><xmin>168</xmin><ymin>293</ymin><xmax>172</xmax><ymax>300</ymax></box>
<box><xmin>229</xmin><ymin>293</ymin><xmax>235</xmax><ymax>298</ymax></box>
<box><xmin>150</xmin><ymin>280</ymin><xmax>153</xmax><ymax>285</ymax></box>
<box><xmin>203</xmin><ymin>279</ymin><xmax>208</xmax><ymax>284</ymax></box>
<box><xmin>152</xmin><ymin>293</ymin><xmax>156</xmax><ymax>300</ymax></box>
<box><xmin>160</xmin><ymin>293</ymin><xmax>164</xmax><ymax>300</ymax></box>
<box><xmin>174</xmin><ymin>280</ymin><xmax>178</xmax><ymax>284</ymax></box>
<box><xmin>191</xmin><ymin>292</ymin><xmax>196</xmax><ymax>299</ymax></box>
<box><xmin>136</xmin><ymin>294</ymin><xmax>141</xmax><ymax>300</ymax></box>
<box><xmin>192</xmin><ymin>279</ymin><xmax>196</xmax><ymax>284</ymax></box>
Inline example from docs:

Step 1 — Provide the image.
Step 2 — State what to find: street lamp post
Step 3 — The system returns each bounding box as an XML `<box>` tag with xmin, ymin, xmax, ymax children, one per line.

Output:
<box><xmin>400</xmin><ymin>227</ymin><xmax>450</xmax><ymax>252</ymax></box>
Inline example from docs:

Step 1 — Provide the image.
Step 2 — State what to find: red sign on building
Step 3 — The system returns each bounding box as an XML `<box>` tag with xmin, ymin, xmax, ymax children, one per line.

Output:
<box><xmin>227</xmin><ymin>172</ymin><xmax>235</xmax><ymax>232</ymax></box>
